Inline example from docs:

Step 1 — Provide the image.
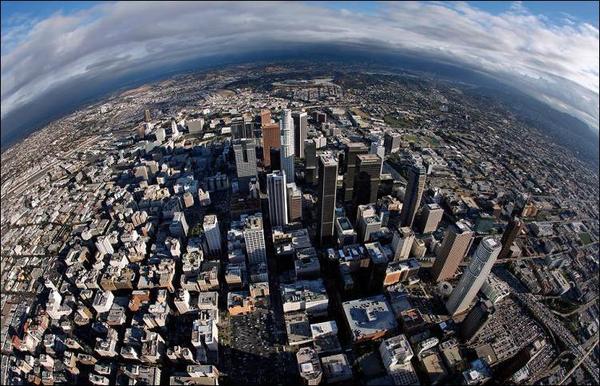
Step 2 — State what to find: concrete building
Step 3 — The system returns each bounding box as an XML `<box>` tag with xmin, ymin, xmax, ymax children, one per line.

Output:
<box><xmin>399</xmin><ymin>164</ymin><xmax>426</xmax><ymax>228</ymax></box>
<box><xmin>170</xmin><ymin>211</ymin><xmax>189</xmax><ymax>238</ymax></box>
<box><xmin>242</xmin><ymin>213</ymin><xmax>267</xmax><ymax>264</ymax></box>
<box><xmin>321</xmin><ymin>354</ymin><xmax>353</xmax><ymax>384</ymax></box>
<box><xmin>357</xmin><ymin>204</ymin><xmax>382</xmax><ymax>243</ymax></box>
<box><xmin>342</xmin><ymin>295</ymin><xmax>397</xmax><ymax>343</ymax></box>
<box><xmin>297</xmin><ymin>347</ymin><xmax>322</xmax><ymax>385</ymax></box>
<box><xmin>384</xmin><ymin>131</ymin><xmax>402</xmax><ymax>154</ymax></box>
<box><xmin>287</xmin><ymin>182</ymin><xmax>303</xmax><ymax>222</ymax></box>
<box><xmin>317</xmin><ymin>154</ymin><xmax>339</xmax><ymax>246</ymax></box>
<box><xmin>461</xmin><ymin>299</ymin><xmax>495</xmax><ymax>342</ymax></box>
<box><xmin>233</xmin><ymin>138</ymin><xmax>258</xmax><ymax>192</ymax></box>
<box><xmin>418</xmin><ymin>203</ymin><xmax>444</xmax><ymax>234</ymax></box>
<box><xmin>280</xmin><ymin>109</ymin><xmax>295</xmax><ymax>182</ymax></box>
<box><xmin>431</xmin><ymin>220</ymin><xmax>474</xmax><ymax>282</ymax></box>
<box><xmin>446</xmin><ymin>237</ymin><xmax>501</xmax><ymax>315</ymax></box>
<box><xmin>353</xmin><ymin>153</ymin><xmax>382</xmax><ymax>207</ymax></box>
<box><xmin>391</xmin><ymin>226</ymin><xmax>415</xmax><ymax>261</ymax></box>
<box><xmin>267</xmin><ymin>171</ymin><xmax>288</xmax><ymax>227</ymax></box>
<box><xmin>304</xmin><ymin>139</ymin><xmax>318</xmax><ymax>184</ymax></box>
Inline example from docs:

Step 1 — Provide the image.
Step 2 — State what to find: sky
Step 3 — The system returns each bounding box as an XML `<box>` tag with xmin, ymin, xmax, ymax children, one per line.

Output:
<box><xmin>1</xmin><ymin>1</ymin><xmax>599</xmax><ymax>142</ymax></box>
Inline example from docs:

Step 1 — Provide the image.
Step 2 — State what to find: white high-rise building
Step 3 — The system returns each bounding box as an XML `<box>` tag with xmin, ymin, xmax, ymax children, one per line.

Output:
<box><xmin>267</xmin><ymin>171</ymin><xmax>288</xmax><ymax>227</ymax></box>
<box><xmin>280</xmin><ymin>109</ymin><xmax>295</xmax><ymax>182</ymax></box>
<box><xmin>391</xmin><ymin>226</ymin><xmax>415</xmax><ymax>261</ymax></box>
<box><xmin>242</xmin><ymin>213</ymin><xmax>267</xmax><ymax>264</ymax></box>
<box><xmin>203</xmin><ymin>215</ymin><xmax>222</xmax><ymax>255</ymax></box>
<box><xmin>446</xmin><ymin>237</ymin><xmax>501</xmax><ymax>316</ymax></box>
<box><xmin>171</xmin><ymin>118</ymin><xmax>180</xmax><ymax>138</ymax></box>
<box><xmin>155</xmin><ymin>127</ymin><xmax>166</xmax><ymax>143</ymax></box>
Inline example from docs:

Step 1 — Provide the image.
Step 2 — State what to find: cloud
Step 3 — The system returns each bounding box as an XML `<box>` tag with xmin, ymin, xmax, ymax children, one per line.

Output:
<box><xmin>1</xmin><ymin>1</ymin><xmax>598</xmax><ymax>133</ymax></box>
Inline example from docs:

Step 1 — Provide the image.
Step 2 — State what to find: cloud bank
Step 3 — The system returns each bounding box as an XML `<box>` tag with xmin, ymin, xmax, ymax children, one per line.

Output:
<box><xmin>1</xmin><ymin>1</ymin><xmax>598</xmax><ymax>136</ymax></box>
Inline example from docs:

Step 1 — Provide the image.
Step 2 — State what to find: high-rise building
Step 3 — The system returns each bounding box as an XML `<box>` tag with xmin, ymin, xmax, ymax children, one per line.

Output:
<box><xmin>317</xmin><ymin>154</ymin><xmax>338</xmax><ymax>246</ymax></box>
<box><xmin>203</xmin><ymin>215</ymin><xmax>222</xmax><ymax>255</ymax></box>
<box><xmin>232</xmin><ymin>115</ymin><xmax>255</xmax><ymax>140</ymax></box>
<box><xmin>498</xmin><ymin>217</ymin><xmax>523</xmax><ymax>259</ymax></box>
<box><xmin>187</xmin><ymin>118</ymin><xmax>204</xmax><ymax>134</ymax></box>
<box><xmin>384</xmin><ymin>131</ymin><xmax>401</xmax><ymax>154</ymax></box>
<box><xmin>399</xmin><ymin>164</ymin><xmax>426</xmax><ymax>228</ymax></box>
<box><xmin>431</xmin><ymin>220</ymin><xmax>474</xmax><ymax>282</ymax></box>
<box><xmin>155</xmin><ymin>127</ymin><xmax>166</xmax><ymax>143</ymax></box>
<box><xmin>137</xmin><ymin>124</ymin><xmax>146</xmax><ymax>139</ymax></box>
<box><xmin>357</xmin><ymin>205</ymin><xmax>382</xmax><ymax>243</ymax></box>
<box><xmin>144</xmin><ymin>109</ymin><xmax>152</xmax><ymax>123</ymax></box>
<box><xmin>460</xmin><ymin>299</ymin><xmax>495</xmax><ymax>342</ymax></box>
<box><xmin>242</xmin><ymin>213</ymin><xmax>267</xmax><ymax>264</ymax></box>
<box><xmin>304</xmin><ymin>139</ymin><xmax>318</xmax><ymax>185</ymax></box>
<box><xmin>262</xmin><ymin>123</ymin><xmax>280</xmax><ymax>167</ymax></box>
<box><xmin>343</xmin><ymin>143</ymin><xmax>369</xmax><ymax>202</ymax></box>
<box><xmin>267</xmin><ymin>171</ymin><xmax>288</xmax><ymax>227</ymax></box>
<box><xmin>260</xmin><ymin>109</ymin><xmax>272</xmax><ymax>126</ymax></box>
<box><xmin>270</xmin><ymin>148</ymin><xmax>281</xmax><ymax>171</ymax></box>
<box><xmin>280</xmin><ymin>109</ymin><xmax>295</xmax><ymax>182</ymax></box>
<box><xmin>293</xmin><ymin>112</ymin><xmax>308</xmax><ymax>158</ymax></box>
<box><xmin>391</xmin><ymin>226</ymin><xmax>415</xmax><ymax>261</ymax></box>
<box><xmin>418</xmin><ymin>203</ymin><xmax>444</xmax><ymax>234</ymax></box>
<box><xmin>353</xmin><ymin>154</ymin><xmax>382</xmax><ymax>206</ymax></box>
<box><xmin>446</xmin><ymin>237</ymin><xmax>501</xmax><ymax>315</ymax></box>
<box><xmin>170</xmin><ymin>212</ymin><xmax>189</xmax><ymax>238</ymax></box>
<box><xmin>287</xmin><ymin>183</ymin><xmax>302</xmax><ymax>222</ymax></box>
<box><xmin>171</xmin><ymin>118</ymin><xmax>180</xmax><ymax>138</ymax></box>
<box><xmin>233</xmin><ymin>139</ymin><xmax>258</xmax><ymax>192</ymax></box>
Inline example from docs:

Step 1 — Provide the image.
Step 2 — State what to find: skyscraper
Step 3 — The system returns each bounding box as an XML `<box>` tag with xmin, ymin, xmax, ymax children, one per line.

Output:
<box><xmin>417</xmin><ymin>203</ymin><xmax>444</xmax><ymax>234</ymax></box>
<box><xmin>446</xmin><ymin>237</ymin><xmax>501</xmax><ymax>315</ymax></box>
<box><xmin>260</xmin><ymin>109</ymin><xmax>272</xmax><ymax>126</ymax></box>
<box><xmin>287</xmin><ymin>183</ymin><xmax>302</xmax><ymax>222</ymax></box>
<box><xmin>262</xmin><ymin>123</ymin><xmax>280</xmax><ymax>167</ymax></box>
<box><xmin>317</xmin><ymin>154</ymin><xmax>338</xmax><ymax>246</ymax></box>
<box><xmin>171</xmin><ymin>118</ymin><xmax>180</xmax><ymax>138</ymax></box>
<box><xmin>384</xmin><ymin>131</ymin><xmax>401</xmax><ymax>154</ymax></box>
<box><xmin>144</xmin><ymin>108</ymin><xmax>152</xmax><ymax>123</ymax></box>
<box><xmin>431</xmin><ymin>220</ymin><xmax>474</xmax><ymax>282</ymax></box>
<box><xmin>270</xmin><ymin>147</ymin><xmax>281</xmax><ymax>171</ymax></box>
<box><xmin>353</xmin><ymin>153</ymin><xmax>382</xmax><ymax>206</ymax></box>
<box><xmin>233</xmin><ymin>139</ymin><xmax>257</xmax><ymax>193</ymax></box>
<box><xmin>460</xmin><ymin>299</ymin><xmax>495</xmax><ymax>342</ymax></box>
<box><xmin>280</xmin><ymin>109</ymin><xmax>295</xmax><ymax>182</ymax></box>
<box><xmin>399</xmin><ymin>164</ymin><xmax>426</xmax><ymax>228</ymax></box>
<box><xmin>242</xmin><ymin>213</ymin><xmax>267</xmax><ymax>264</ymax></box>
<box><xmin>304</xmin><ymin>139</ymin><xmax>317</xmax><ymax>185</ymax></box>
<box><xmin>203</xmin><ymin>215</ymin><xmax>222</xmax><ymax>255</ymax></box>
<box><xmin>391</xmin><ymin>226</ymin><xmax>415</xmax><ymax>261</ymax></box>
<box><xmin>267</xmin><ymin>171</ymin><xmax>288</xmax><ymax>227</ymax></box>
<box><xmin>498</xmin><ymin>217</ymin><xmax>523</xmax><ymax>259</ymax></box>
<box><xmin>343</xmin><ymin>142</ymin><xmax>368</xmax><ymax>202</ymax></box>
<box><xmin>293</xmin><ymin>112</ymin><xmax>308</xmax><ymax>158</ymax></box>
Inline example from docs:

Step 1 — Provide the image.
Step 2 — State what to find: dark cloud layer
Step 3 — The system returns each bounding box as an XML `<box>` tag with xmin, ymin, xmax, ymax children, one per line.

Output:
<box><xmin>1</xmin><ymin>1</ymin><xmax>598</xmax><ymax>144</ymax></box>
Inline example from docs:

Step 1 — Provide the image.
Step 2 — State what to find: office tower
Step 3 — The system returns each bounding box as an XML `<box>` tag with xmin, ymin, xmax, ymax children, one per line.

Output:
<box><xmin>370</xmin><ymin>140</ymin><xmax>385</xmax><ymax>161</ymax></box>
<box><xmin>170</xmin><ymin>212</ymin><xmax>189</xmax><ymax>237</ymax></box>
<box><xmin>203</xmin><ymin>215</ymin><xmax>222</xmax><ymax>255</ymax></box>
<box><xmin>384</xmin><ymin>131</ymin><xmax>401</xmax><ymax>155</ymax></box>
<box><xmin>293</xmin><ymin>112</ymin><xmax>308</xmax><ymax>158</ymax></box>
<box><xmin>233</xmin><ymin>139</ymin><xmax>258</xmax><ymax>193</ymax></box>
<box><xmin>243</xmin><ymin>213</ymin><xmax>267</xmax><ymax>264</ymax></box>
<box><xmin>498</xmin><ymin>217</ymin><xmax>523</xmax><ymax>259</ymax></box>
<box><xmin>304</xmin><ymin>139</ymin><xmax>318</xmax><ymax>184</ymax></box>
<box><xmin>144</xmin><ymin>109</ymin><xmax>152</xmax><ymax>123</ymax></box>
<box><xmin>262</xmin><ymin>123</ymin><xmax>280</xmax><ymax>167</ymax></box>
<box><xmin>418</xmin><ymin>203</ymin><xmax>444</xmax><ymax>234</ymax></box>
<box><xmin>391</xmin><ymin>226</ymin><xmax>415</xmax><ymax>261</ymax></box>
<box><xmin>357</xmin><ymin>205</ymin><xmax>382</xmax><ymax>243</ymax></box>
<box><xmin>280</xmin><ymin>109</ymin><xmax>295</xmax><ymax>182</ymax></box>
<box><xmin>137</xmin><ymin>124</ymin><xmax>146</xmax><ymax>139</ymax></box>
<box><xmin>171</xmin><ymin>118</ymin><xmax>180</xmax><ymax>137</ymax></box>
<box><xmin>260</xmin><ymin>109</ymin><xmax>272</xmax><ymax>126</ymax></box>
<box><xmin>187</xmin><ymin>118</ymin><xmax>204</xmax><ymax>134</ymax></box>
<box><xmin>270</xmin><ymin>148</ymin><xmax>281</xmax><ymax>171</ymax></box>
<box><xmin>342</xmin><ymin>143</ymin><xmax>369</xmax><ymax>202</ymax></box>
<box><xmin>95</xmin><ymin>236</ymin><xmax>114</xmax><ymax>255</ymax></box>
<box><xmin>353</xmin><ymin>154</ymin><xmax>382</xmax><ymax>206</ymax></box>
<box><xmin>267</xmin><ymin>171</ymin><xmax>288</xmax><ymax>227</ymax></box>
<box><xmin>155</xmin><ymin>127</ymin><xmax>166</xmax><ymax>143</ymax></box>
<box><xmin>399</xmin><ymin>164</ymin><xmax>426</xmax><ymax>228</ymax></box>
<box><xmin>287</xmin><ymin>183</ymin><xmax>302</xmax><ymax>222</ymax></box>
<box><xmin>446</xmin><ymin>237</ymin><xmax>501</xmax><ymax>315</ymax></box>
<box><xmin>460</xmin><ymin>299</ymin><xmax>495</xmax><ymax>342</ymax></box>
<box><xmin>335</xmin><ymin>217</ymin><xmax>357</xmax><ymax>246</ymax></box>
<box><xmin>317</xmin><ymin>154</ymin><xmax>339</xmax><ymax>246</ymax></box>
<box><xmin>431</xmin><ymin>220</ymin><xmax>474</xmax><ymax>282</ymax></box>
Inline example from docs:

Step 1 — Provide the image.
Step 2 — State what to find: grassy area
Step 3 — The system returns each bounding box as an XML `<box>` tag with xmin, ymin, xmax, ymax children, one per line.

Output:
<box><xmin>543</xmin><ymin>298</ymin><xmax>579</xmax><ymax>315</ymax></box>
<box><xmin>351</xmin><ymin>107</ymin><xmax>369</xmax><ymax>119</ymax></box>
<box><xmin>384</xmin><ymin>114</ymin><xmax>410</xmax><ymax>128</ymax></box>
<box><xmin>579</xmin><ymin>232</ymin><xmax>593</xmax><ymax>245</ymax></box>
